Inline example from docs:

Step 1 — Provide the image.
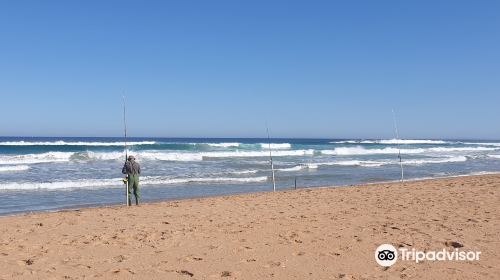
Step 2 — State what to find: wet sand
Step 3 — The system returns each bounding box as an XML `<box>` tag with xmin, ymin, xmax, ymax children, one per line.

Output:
<box><xmin>0</xmin><ymin>174</ymin><xmax>499</xmax><ymax>279</ymax></box>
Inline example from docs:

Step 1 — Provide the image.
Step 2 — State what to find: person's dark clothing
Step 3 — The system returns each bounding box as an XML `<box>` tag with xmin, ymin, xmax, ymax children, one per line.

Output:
<box><xmin>122</xmin><ymin>159</ymin><xmax>141</xmax><ymax>205</ymax></box>
<box><xmin>122</xmin><ymin>159</ymin><xmax>141</xmax><ymax>175</ymax></box>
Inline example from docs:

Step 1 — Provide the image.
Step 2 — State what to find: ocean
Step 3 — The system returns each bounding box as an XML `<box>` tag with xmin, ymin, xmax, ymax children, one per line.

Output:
<box><xmin>1</xmin><ymin>137</ymin><xmax>500</xmax><ymax>215</ymax></box>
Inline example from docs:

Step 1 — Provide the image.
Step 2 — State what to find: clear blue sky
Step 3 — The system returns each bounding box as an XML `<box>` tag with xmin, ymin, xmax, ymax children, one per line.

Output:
<box><xmin>0</xmin><ymin>0</ymin><xmax>498</xmax><ymax>139</ymax></box>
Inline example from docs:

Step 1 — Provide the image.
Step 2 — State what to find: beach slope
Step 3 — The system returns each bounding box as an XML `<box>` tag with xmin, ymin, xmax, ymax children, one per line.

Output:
<box><xmin>0</xmin><ymin>174</ymin><xmax>499</xmax><ymax>279</ymax></box>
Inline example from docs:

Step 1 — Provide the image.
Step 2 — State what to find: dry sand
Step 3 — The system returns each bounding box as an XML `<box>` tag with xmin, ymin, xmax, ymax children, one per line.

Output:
<box><xmin>0</xmin><ymin>174</ymin><xmax>499</xmax><ymax>279</ymax></box>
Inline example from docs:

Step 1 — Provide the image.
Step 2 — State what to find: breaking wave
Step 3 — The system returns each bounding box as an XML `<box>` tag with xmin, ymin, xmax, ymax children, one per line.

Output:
<box><xmin>0</xmin><ymin>149</ymin><xmax>315</xmax><ymax>164</ymax></box>
<box><xmin>2</xmin><ymin>146</ymin><xmax>489</xmax><ymax>165</ymax></box>
<box><xmin>204</xmin><ymin>143</ymin><xmax>242</xmax><ymax>148</ymax></box>
<box><xmin>182</xmin><ymin>142</ymin><xmax>291</xmax><ymax>149</ymax></box>
<box><xmin>0</xmin><ymin>152</ymin><xmax>75</xmax><ymax>164</ymax></box>
<box><xmin>260</xmin><ymin>143</ymin><xmax>292</xmax><ymax>149</ymax></box>
<box><xmin>276</xmin><ymin>165</ymin><xmax>306</xmax><ymax>172</ymax></box>
<box><xmin>138</xmin><ymin>150</ymin><xmax>313</xmax><ymax>161</ymax></box>
<box><xmin>0</xmin><ymin>176</ymin><xmax>268</xmax><ymax>190</ymax></box>
<box><xmin>200</xmin><ymin>149</ymin><xmax>313</xmax><ymax>159</ymax></box>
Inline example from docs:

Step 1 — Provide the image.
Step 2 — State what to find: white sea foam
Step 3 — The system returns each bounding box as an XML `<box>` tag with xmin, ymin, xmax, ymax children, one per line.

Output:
<box><xmin>0</xmin><ymin>176</ymin><xmax>268</xmax><ymax>190</ymax></box>
<box><xmin>143</xmin><ymin>176</ymin><xmax>268</xmax><ymax>185</ymax></box>
<box><xmin>403</xmin><ymin>156</ymin><xmax>468</xmax><ymax>165</ymax></box>
<box><xmin>135</xmin><ymin>150</ymin><xmax>313</xmax><ymax>162</ymax></box>
<box><xmin>205</xmin><ymin>143</ymin><xmax>241</xmax><ymax>148</ymax></box>
<box><xmin>464</xmin><ymin>142</ymin><xmax>500</xmax><ymax>147</ymax></box>
<box><xmin>329</xmin><ymin>140</ymin><xmax>359</xmax><ymax>144</ymax></box>
<box><xmin>79</xmin><ymin>151</ymin><xmax>125</xmax><ymax>161</ymax></box>
<box><xmin>1</xmin><ymin>144</ymin><xmax>490</xmax><ymax>165</ymax></box>
<box><xmin>230</xmin><ymin>170</ymin><xmax>259</xmax><ymax>175</ymax></box>
<box><xmin>305</xmin><ymin>156</ymin><xmax>466</xmax><ymax>168</ymax></box>
<box><xmin>0</xmin><ymin>165</ymin><xmax>30</xmax><ymax>172</ymax></box>
<box><xmin>331</xmin><ymin>140</ymin><xmax>500</xmax><ymax>148</ymax></box>
<box><xmin>86</xmin><ymin>149</ymin><xmax>313</xmax><ymax>162</ymax></box>
<box><xmin>321</xmin><ymin>146</ymin><xmax>497</xmax><ymax>156</ymax></box>
<box><xmin>378</xmin><ymin>139</ymin><xmax>449</xmax><ymax>145</ymax></box>
<box><xmin>306</xmin><ymin>163</ymin><xmax>319</xmax><ymax>169</ymax></box>
<box><xmin>0</xmin><ymin>151</ymin><xmax>128</xmax><ymax>164</ymax></box>
<box><xmin>0</xmin><ymin>141</ymin><xmax>156</xmax><ymax>146</ymax></box>
<box><xmin>329</xmin><ymin>160</ymin><xmax>386</xmax><ymax>167</ymax></box>
<box><xmin>0</xmin><ymin>149</ymin><xmax>315</xmax><ymax>165</ymax></box>
<box><xmin>322</xmin><ymin>147</ymin><xmax>424</xmax><ymax>155</ymax></box>
<box><xmin>488</xmin><ymin>155</ymin><xmax>500</xmax><ymax>159</ymax></box>
<box><xmin>87</xmin><ymin>147</ymin><xmax>488</xmax><ymax>162</ymax></box>
<box><xmin>306</xmin><ymin>160</ymin><xmax>387</xmax><ymax>168</ymax></box>
<box><xmin>0</xmin><ymin>152</ymin><xmax>74</xmax><ymax>165</ymax></box>
<box><xmin>276</xmin><ymin>165</ymin><xmax>306</xmax><ymax>172</ymax></box>
<box><xmin>137</xmin><ymin>152</ymin><xmax>204</xmax><ymax>161</ymax></box>
<box><xmin>464</xmin><ymin>171</ymin><xmax>500</xmax><ymax>176</ymax></box>
<box><xmin>200</xmin><ymin>149</ymin><xmax>313</xmax><ymax>159</ymax></box>
<box><xmin>330</xmin><ymin>139</ymin><xmax>449</xmax><ymax>145</ymax></box>
<box><xmin>427</xmin><ymin>147</ymin><xmax>496</xmax><ymax>152</ymax></box>
<box><xmin>0</xmin><ymin>178</ymin><xmax>120</xmax><ymax>190</ymax></box>
<box><xmin>260</xmin><ymin>143</ymin><xmax>292</xmax><ymax>149</ymax></box>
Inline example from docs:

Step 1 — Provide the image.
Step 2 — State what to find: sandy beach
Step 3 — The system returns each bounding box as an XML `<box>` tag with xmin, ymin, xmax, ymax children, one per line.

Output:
<box><xmin>0</xmin><ymin>174</ymin><xmax>499</xmax><ymax>279</ymax></box>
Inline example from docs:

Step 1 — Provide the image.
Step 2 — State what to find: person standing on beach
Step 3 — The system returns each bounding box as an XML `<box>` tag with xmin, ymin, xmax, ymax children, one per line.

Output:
<box><xmin>122</xmin><ymin>155</ymin><xmax>141</xmax><ymax>206</ymax></box>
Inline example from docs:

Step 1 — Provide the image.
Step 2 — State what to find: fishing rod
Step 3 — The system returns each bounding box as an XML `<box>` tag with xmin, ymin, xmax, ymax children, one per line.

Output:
<box><xmin>392</xmin><ymin>109</ymin><xmax>404</xmax><ymax>182</ymax></box>
<box><xmin>123</xmin><ymin>96</ymin><xmax>130</xmax><ymax>206</ymax></box>
<box><xmin>266</xmin><ymin>124</ymin><xmax>276</xmax><ymax>192</ymax></box>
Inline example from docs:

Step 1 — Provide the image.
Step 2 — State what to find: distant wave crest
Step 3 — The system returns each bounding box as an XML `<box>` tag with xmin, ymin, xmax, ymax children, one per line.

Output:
<box><xmin>0</xmin><ymin>141</ymin><xmax>156</xmax><ymax>146</ymax></box>
<box><xmin>331</xmin><ymin>139</ymin><xmax>450</xmax><ymax>145</ymax></box>
<box><xmin>321</xmin><ymin>146</ymin><xmax>497</xmax><ymax>156</ymax></box>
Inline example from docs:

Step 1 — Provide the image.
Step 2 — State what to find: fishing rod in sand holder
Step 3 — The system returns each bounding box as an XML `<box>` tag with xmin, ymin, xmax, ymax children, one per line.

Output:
<box><xmin>392</xmin><ymin>109</ymin><xmax>404</xmax><ymax>182</ymax></box>
<box><xmin>123</xmin><ymin>96</ymin><xmax>130</xmax><ymax>206</ymax></box>
<box><xmin>266</xmin><ymin>124</ymin><xmax>276</xmax><ymax>192</ymax></box>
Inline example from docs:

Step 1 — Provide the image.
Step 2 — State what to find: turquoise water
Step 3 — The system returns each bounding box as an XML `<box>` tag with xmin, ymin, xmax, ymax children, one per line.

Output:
<box><xmin>1</xmin><ymin>137</ymin><xmax>500</xmax><ymax>215</ymax></box>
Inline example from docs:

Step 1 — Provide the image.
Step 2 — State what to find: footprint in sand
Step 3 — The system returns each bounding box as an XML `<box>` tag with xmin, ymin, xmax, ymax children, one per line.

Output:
<box><xmin>176</xmin><ymin>270</ymin><xmax>194</xmax><ymax>277</ymax></box>
<box><xmin>264</xmin><ymin>261</ymin><xmax>282</xmax><ymax>268</ymax></box>
<box><xmin>113</xmin><ymin>255</ymin><xmax>129</xmax><ymax>263</ymax></box>
<box><xmin>181</xmin><ymin>255</ymin><xmax>204</xmax><ymax>262</ymax></box>
<box><xmin>21</xmin><ymin>258</ymin><xmax>34</xmax><ymax>265</ymax></box>
<box><xmin>445</xmin><ymin>241</ymin><xmax>464</xmax><ymax>248</ymax></box>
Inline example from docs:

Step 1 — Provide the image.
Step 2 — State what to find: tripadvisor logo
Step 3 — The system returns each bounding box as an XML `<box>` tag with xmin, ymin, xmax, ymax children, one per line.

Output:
<box><xmin>375</xmin><ymin>244</ymin><xmax>398</xmax><ymax>267</ymax></box>
<box><xmin>375</xmin><ymin>244</ymin><xmax>481</xmax><ymax>267</ymax></box>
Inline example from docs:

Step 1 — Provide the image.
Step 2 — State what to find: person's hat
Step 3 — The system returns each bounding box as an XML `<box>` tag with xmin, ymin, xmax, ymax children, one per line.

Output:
<box><xmin>128</xmin><ymin>155</ymin><xmax>135</xmax><ymax>160</ymax></box>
